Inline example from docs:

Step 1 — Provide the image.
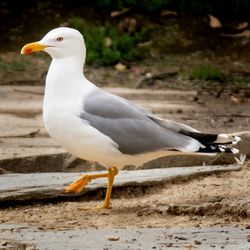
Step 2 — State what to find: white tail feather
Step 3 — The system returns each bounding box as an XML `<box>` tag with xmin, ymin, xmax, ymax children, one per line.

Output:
<box><xmin>215</xmin><ymin>134</ymin><xmax>241</xmax><ymax>145</ymax></box>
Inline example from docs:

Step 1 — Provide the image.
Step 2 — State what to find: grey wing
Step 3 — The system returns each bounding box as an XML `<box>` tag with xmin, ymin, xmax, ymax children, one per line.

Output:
<box><xmin>147</xmin><ymin>115</ymin><xmax>200</xmax><ymax>133</ymax></box>
<box><xmin>80</xmin><ymin>89</ymin><xmax>201</xmax><ymax>155</ymax></box>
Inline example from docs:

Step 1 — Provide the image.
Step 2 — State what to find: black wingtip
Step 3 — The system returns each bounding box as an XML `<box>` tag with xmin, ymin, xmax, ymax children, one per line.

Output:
<box><xmin>198</xmin><ymin>145</ymin><xmax>239</xmax><ymax>154</ymax></box>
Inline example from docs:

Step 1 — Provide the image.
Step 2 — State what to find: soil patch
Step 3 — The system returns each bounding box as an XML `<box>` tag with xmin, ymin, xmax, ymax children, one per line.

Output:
<box><xmin>0</xmin><ymin>163</ymin><xmax>249</xmax><ymax>230</ymax></box>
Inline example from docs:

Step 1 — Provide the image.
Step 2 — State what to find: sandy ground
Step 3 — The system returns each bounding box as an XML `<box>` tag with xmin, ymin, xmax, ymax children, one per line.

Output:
<box><xmin>0</xmin><ymin>162</ymin><xmax>249</xmax><ymax>230</ymax></box>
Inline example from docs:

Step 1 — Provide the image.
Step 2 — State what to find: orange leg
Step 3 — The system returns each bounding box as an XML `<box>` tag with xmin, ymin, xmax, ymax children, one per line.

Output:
<box><xmin>98</xmin><ymin>167</ymin><xmax>118</xmax><ymax>209</ymax></box>
<box><xmin>64</xmin><ymin>167</ymin><xmax>118</xmax><ymax>209</ymax></box>
<box><xmin>64</xmin><ymin>172</ymin><xmax>109</xmax><ymax>193</ymax></box>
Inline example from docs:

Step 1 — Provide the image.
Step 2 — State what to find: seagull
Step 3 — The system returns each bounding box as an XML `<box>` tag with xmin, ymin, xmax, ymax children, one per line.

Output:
<box><xmin>21</xmin><ymin>27</ymin><xmax>241</xmax><ymax>209</ymax></box>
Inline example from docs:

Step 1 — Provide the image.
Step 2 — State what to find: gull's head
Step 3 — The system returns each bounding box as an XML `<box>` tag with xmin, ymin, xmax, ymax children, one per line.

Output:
<box><xmin>21</xmin><ymin>27</ymin><xmax>85</xmax><ymax>59</ymax></box>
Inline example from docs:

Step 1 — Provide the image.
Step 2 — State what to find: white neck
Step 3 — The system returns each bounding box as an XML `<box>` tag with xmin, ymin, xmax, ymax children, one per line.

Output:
<box><xmin>49</xmin><ymin>55</ymin><xmax>85</xmax><ymax>79</ymax></box>
<box><xmin>45</xmin><ymin>55</ymin><xmax>87</xmax><ymax>100</ymax></box>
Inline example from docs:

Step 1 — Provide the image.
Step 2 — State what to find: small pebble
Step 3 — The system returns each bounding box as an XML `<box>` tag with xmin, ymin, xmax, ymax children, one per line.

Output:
<box><xmin>194</xmin><ymin>240</ymin><xmax>202</xmax><ymax>245</ymax></box>
<box><xmin>174</xmin><ymin>236</ymin><xmax>187</xmax><ymax>240</ymax></box>
<box><xmin>107</xmin><ymin>236</ymin><xmax>120</xmax><ymax>241</ymax></box>
<box><xmin>1</xmin><ymin>241</ymin><xmax>8</xmax><ymax>246</ymax></box>
<box><xmin>193</xmin><ymin>96</ymin><xmax>199</xmax><ymax>102</ymax></box>
<box><xmin>247</xmin><ymin>234</ymin><xmax>250</xmax><ymax>242</ymax></box>
<box><xmin>227</xmin><ymin>117</ymin><xmax>234</xmax><ymax>123</ymax></box>
<box><xmin>197</xmin><ymin>99</ymin><xmax>205</xmax><ymax>105</ymax></box>
<box><xmin>165</xmin><ymin>243</ymin><xmax>173</xmax><ymax>247</ymax></box>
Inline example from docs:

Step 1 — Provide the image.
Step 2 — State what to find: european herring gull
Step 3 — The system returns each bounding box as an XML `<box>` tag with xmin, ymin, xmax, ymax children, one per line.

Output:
<box><xmin>21</xmin><ymin>27</ymin><xmax>241</xmax><ymax>209</ymax></box>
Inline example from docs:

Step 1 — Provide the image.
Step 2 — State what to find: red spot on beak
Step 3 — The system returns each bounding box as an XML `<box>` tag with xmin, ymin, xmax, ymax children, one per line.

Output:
<box><xmin>25</xmin><ymin>48</ymin><xmax>33</xmax><ymax>54</ymax></box>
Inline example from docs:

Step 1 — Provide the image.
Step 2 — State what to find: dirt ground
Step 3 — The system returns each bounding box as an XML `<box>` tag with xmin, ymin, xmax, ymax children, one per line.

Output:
<box><xmin>0</xmin><ymin>161</ymin><xmax>249</xmax><ymax>230</ymax></box>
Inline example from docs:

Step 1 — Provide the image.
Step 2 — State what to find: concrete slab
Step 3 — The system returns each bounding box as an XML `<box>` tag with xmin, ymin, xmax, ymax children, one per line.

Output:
<box><xmin>0</xmin><ymin>224</ymin><xmax>249</xmax><ymax>250</ymax></box>
<box><xmin>0</xmin><ymin>86</ymin><xmax>195</xmax><ymax>118</ymax></box>
<box><xmin>0</xmin><ymin>85</ymin><xmax>197</xmax><ymax>100</ymax></box>
<box><xmin>0</xmin><ymin>114</ymin><xmax>43</xmax><ymax>138</ymax></box>
<box><xmin>0</xmin><ymin>138</ymin><xmax>63</xmax><ymax>162</ymax></box>
<box><xmin>0</xmin><ymin>165</ymin><xmax>241</xmax><ymax>202</ymax></box>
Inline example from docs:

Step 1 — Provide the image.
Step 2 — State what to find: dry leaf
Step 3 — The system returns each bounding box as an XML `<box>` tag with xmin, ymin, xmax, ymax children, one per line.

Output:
<box><xmin>137</xmin><ymin>40</ymin><xmax>152</xmax><ymax>48</ymax></box>
<box><xmin>160</xmin><ymin>10</ymin><xmax>177</xmax><ymax>17</ymax></box>
<box><xmin>208</xmin><ymin>14</ymin><xmax>222</xmax><ymax>28</ymax></box>
<box><xmin>230</xmin><ymin>95</ymin><xmax>246</xmax><ymax>104</ymax></box>
<box><xmin>130</xmin><ymin>65</ymin><xmax>145</xmax><ymax>76</ymax></box>
<box><xmin>103</xmin><ymin>37</ymin><xmax>112</xmax><ymax>47</ymax></box>
<box><xmin>221</xmin><ymin>30</ymin><xmax>250</xmax><ymax>38</ymax></box>
<box><xmin>118</xmin><ymin>17</ymin><xmax>137</xmax><ymax>34</ymax></box>
<box><xmin>237</xmin><ymin>22</ymin><xmax>248</xmax><ymax>30</ymax></box>
<box><xmin>115</xmin><ymin>62</ymin><xmax>126</xmax><ymax>72</ymax></box>
<box><xmin>127</xmin><ymin>18</ymin><xmax>137</xmax><ymax>34</ymax></box>
<box><xmin>110</xmin><ymin>8</ymin><xmax>130</xmax><ymax>17</ymax></box>
<box><xmin>145</xmin><ymin>72</ymin><xmax>153</xmax><ymax>78</ymax></box>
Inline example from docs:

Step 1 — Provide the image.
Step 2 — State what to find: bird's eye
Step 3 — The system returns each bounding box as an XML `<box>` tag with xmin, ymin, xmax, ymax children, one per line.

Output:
<box><xmin>56</xmin><ymin>37</ymin><xmax>63</xmax><ymax>42</ymax></box>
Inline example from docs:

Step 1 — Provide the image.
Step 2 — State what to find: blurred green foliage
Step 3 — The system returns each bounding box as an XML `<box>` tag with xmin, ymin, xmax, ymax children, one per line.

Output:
<box><xmin>71</xmin><ymin>17</ymin><xmax>150</xmax><ymax>65</ymax></box>
<box><xmin>97</xmin><ymin>0</ymin><xmax>250</xmax><ymax>18</ymax></box>
<box><xmin>0</xmin><ymin>60</ymin><xmax>26</xmax><ymax>72</ymax></box>
<box><xmin>3</xmin><ymin>0</ymin><xmax>249</xmax><ymax>17</ymax></box>
<box><xmin>191</xmin><ymin>65</ymin><xmax>221</xmax><ymax>81</ymax></box>
<box><xmin>98</xmin><ymin>0</ymin><xmax>168</xmax><ymax>12</ymax></box>
<box><xmin>176</xmin><ymin>0</ymin><xmax>250</xmax><ymax>19</ymax></box>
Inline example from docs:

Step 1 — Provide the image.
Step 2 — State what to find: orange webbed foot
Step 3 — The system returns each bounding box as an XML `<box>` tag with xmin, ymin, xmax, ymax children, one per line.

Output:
<box><xmin>64</xmin><ymin>175</ymin><xmax>90</xmax><ymax>193</ymax></box>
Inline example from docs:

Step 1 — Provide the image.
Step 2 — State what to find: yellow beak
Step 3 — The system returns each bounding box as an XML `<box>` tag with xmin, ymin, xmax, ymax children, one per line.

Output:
<box><xmin>21</xmin><ymin>41</ymin><xmax>49</xmax><ymax>54</ymax></box>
